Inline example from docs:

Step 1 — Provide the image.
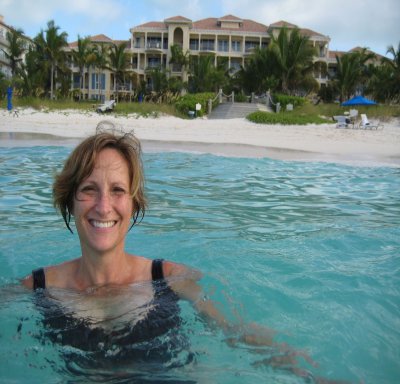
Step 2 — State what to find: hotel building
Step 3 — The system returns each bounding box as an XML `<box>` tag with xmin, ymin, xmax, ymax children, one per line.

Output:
<box><xmin>65</xmin><ymin>15</ymin><xmax>331</xmax><ymax>101</ymax></box>
<box><xmin>129</xmin><ymin>15</ymin><xmax>331</xmax><ymax>90</ymax></box>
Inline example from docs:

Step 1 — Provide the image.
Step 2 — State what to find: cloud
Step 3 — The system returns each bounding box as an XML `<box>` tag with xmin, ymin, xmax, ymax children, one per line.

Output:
<box><xmin>1</xmin><ymin>0</ymin><xmax>398</xmax><ymax>55</ymax></box>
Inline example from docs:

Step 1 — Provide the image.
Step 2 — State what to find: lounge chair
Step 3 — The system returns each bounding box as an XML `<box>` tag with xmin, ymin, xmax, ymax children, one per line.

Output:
<box><xmin>333</xmin><ymin>115</ymin><xmax>351</xmax><ymax>128</ymax></box>
<box><xmin>358</xmin><ymin>114</ymin><xmax>383</xmax><ymax>130</ymax></box>
<box><xmin>96</xmin><ymin>100</ymin><xmax>116</xmax><ymax>113</ymax></box>
<box><xmin>349</xmin><ymin>109</ymin><xmax>358</xmax><ymax>125</ymax></box>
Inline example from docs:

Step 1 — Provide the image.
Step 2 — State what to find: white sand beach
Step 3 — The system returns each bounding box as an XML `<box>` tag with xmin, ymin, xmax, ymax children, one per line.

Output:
<box><xmin>1</xmin><ymin>108</ymin><xmax>399</xmax><ymax>166</ymax></box>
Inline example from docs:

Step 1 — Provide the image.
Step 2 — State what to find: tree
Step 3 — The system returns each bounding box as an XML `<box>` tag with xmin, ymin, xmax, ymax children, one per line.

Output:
<box><xmin>108</xmin><ymin>42</ymin><xmax>129</xmax><ymax>101</ymax></box>
<box><xmin>189</xmin><ymin>55</ymin><xmax>227</xmax><ymax>93</ymax></box>
<box><xmin>236</xmin><ymin>47</ymin><xmax>278</xmax><ymax>93</ymax></box>
<box><xmin>169</xmin><ymin>44</ymin><xmax>190</xmax><ymax>86</ymax></box>
<box><xmin>268</xmin><ymin>27</ymin><xmax>317</xmax><ymax>94</ymax></box>
<box><xmin>87</xmin><ymin>43</ymin><xmax>110</xmax><ymax>101</ymax></box>
<box><xmin>334</xmin><ymin>48</ymin><xmax>375</xmax><ymax>102</ymax></box>
<box><xmin>1</xmin><ymin>28</ymin><xmax>26</xmax><ymax>83</ymax></box>
<box><xmin>72</xmin><ymin>36</ymin><xmax>91</xmax><ymax>100</ymax></box>
<box><xmin>34</xmin><ymin>20</ymin><xmax>68</xmax><ymax>99</ymax></box>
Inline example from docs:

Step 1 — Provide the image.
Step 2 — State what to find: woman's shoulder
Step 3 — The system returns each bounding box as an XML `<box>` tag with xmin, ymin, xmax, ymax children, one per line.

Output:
<box><xmin>162</xmin><ymin>260</ymin><xmax>202</xmax><ymax>280</ymax></box>
<box><xmin>21</xmin><ymin>259</ymin><xmax>79</xmax><ymax>290</ymax></box>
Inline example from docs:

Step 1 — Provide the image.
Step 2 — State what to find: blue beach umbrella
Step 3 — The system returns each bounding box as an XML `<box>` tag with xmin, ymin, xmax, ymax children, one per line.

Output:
<box><xmin>341</xmin><ymin>95</ymin><xmax>377</xmax><ymax>106</ymax></box>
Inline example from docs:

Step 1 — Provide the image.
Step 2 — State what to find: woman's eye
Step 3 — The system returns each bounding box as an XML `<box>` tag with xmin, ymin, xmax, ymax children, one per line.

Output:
<box><xmin>112</xmin><ymin>187</ymin><xmax>126</xmax><ymax>195</ymax></box>
<box><xmin>80</xmin><ymin>186</ymin><xmax>96</xmax><ymax>194</ymax></box>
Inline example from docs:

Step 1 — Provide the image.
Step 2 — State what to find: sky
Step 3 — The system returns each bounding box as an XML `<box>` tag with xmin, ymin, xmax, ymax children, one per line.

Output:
<box><xmin>1</xmin><ymin>0</ymin><xmax>399</xmax><ymax>57</ymax></box>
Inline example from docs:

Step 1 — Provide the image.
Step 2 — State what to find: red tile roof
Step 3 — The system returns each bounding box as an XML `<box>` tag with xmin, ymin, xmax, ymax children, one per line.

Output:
<box><xmin>134</xmin><ymin>21</ymin><xmax>166</xmax><ymax>29</ymax></box>
<box><xmin>193</xmin><ymin>17</ymin><xmax>267</xmax><ymax>33</ymax></box>
<box><xmin>69</xmin><ymin>34</ymin><xmax>118</xmax><ymax>48</ymax></box>
<box><xmin>219</xmin><ymin>15</ymin><xmax>243</xmax><ymax>22</ymax></box>
<box><xmin>165</xmin><ymin>15</ymin><xmax>192</xmax><ymax>23</ymax></box>
<box><xmin>269</xmin><ymin>20</ymin><xmax>298</xmax><ymax>29</ymax></box>
<box><xmin>300</xmin><ymin>28</ymin><xmax>326</xmax><ymax>38</ymax></box>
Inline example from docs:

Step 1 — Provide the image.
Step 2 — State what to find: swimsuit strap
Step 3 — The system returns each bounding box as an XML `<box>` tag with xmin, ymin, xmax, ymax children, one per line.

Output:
<box><xmin>32</xmin><ymin>268</ymin><xmax>46</xmax><ymax>290</ymax></box>
<box><xmin>33</xmin><ymin>259</ymin><xmax>165</xmax><ymax>290</ymax></box>
<box><xmin>151</xmin><ymin>259</ymin><xmax>164</xmax><ymax>281</ymax></box>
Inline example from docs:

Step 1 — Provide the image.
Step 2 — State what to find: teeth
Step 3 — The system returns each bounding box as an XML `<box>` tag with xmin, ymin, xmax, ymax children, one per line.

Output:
<box><xmin>91</xmin><ymin>220</ymin><xmax>116</xmax><ymax>228</ymax></box>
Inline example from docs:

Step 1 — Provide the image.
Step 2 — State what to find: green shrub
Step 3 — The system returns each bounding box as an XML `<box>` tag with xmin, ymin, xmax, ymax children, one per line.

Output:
<box><xmin>273</xmin><ymin>94</ymin><xmax>307</xmax><ymax>109</ymax></box>
<box><xmin>247</xmin><ymin>111</ymin><xmax>329</xmax><ymax>125</ymax></box>
<box><xmin>174</xmin><ymin>92</ymin><xmax>216</xmax><ymax>117</ymax></box>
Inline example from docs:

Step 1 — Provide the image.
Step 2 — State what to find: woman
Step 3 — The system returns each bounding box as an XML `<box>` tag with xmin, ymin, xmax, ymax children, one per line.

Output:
<box><xmin>21</xmin><ymin>129</ymin><xmax>330</xmax><ymax>380</ymax></box>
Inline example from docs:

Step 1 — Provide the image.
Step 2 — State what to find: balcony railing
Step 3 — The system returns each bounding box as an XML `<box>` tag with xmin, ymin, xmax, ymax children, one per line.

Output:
<box><xmin>146</xmin><ymin>41</ymin><xmax>163</xmax><ymax>49</ymax></box>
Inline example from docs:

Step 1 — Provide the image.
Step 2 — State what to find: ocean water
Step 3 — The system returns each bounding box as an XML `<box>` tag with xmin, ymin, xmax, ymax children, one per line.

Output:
<box><xmin>0</xmin><ymin>145</ymin><xmax>399</xmax><ymax>383</ymax></box>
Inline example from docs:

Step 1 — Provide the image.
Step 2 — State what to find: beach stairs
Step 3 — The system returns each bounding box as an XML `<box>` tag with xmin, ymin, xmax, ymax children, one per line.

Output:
<box><xmin>208</xmin><ymin>102</ymin><xmax>272</xmax><ymax>119</ymax></box>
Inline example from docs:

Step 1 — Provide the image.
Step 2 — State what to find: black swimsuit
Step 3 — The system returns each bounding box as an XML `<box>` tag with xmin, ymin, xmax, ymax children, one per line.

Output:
<box><xmin>32</xmin><ymin>258</ymin><xmax>168</xmax><ymax>290</ymax></box>
<box><xmin>32</xmin><ymin>259</ymin><xmax>186</xmax><ymax>363</ymax></box>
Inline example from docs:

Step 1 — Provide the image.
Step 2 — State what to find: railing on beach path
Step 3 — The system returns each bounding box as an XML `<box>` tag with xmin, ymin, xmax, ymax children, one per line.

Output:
<box><xmin>208</xmin><ymin>89</ymin><xmax>278</xmax><ymax>115</ymax></box>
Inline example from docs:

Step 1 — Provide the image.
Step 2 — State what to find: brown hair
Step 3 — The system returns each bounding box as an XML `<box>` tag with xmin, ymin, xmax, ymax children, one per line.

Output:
<box><xmin>53</xmin><ymin>131</ymin><xmax>147</xmax><ymax>233</ymax></box>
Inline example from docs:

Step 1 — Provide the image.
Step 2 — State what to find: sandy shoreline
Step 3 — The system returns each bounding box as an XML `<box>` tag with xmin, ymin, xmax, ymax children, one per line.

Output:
<box><xmin>1</xmin><ymin>108</ymin><xmax>399</xmax><ymax>166</ymax></box>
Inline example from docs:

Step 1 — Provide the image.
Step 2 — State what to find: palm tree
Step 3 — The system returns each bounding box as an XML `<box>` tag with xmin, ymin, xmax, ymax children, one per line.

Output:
<box><xmin>268</xmin><ymin>27</ymin><xmax>317</xmax><ymax>94</ymax></box>
<box><xmin>367</xmin><ymin>42</ymin><xmax>400</xmax><ymax>103</ymax></box>
<box><xmin>72</xmin><ymin>35</ymin><xmax>91</xmax><ymax>100</ymax></box>
<box><xmin>189</xmin><ymin>55</ymin><xmax>227</xmax><ymax>92</ymax></box>
<box><xmin>1</xmin><ymin>28</ymin><xmax>26</xmax><ymax>83</ymax></box>
<box><xmin>87</xmin><ymin>43</ymin><xmax>110</xmax><ymax>101</ymax></box>
<box><xmin>108</xmin><ymin>42</ymin><xmax>129</xmax><ymax>101</ymax></box>
<box><xmin>169</xmin><ymin>44</ymin><xmax>190</xmax><ymax>84</ymax></box>
<box><xmin>334</xmin><ymin>48</ymin><xmax>375</xmax><ymax>102</ymax></box>
<box><xmin>237</xmin><ymin>47</ymin><xmax>278</xmax><ymax>93</ymax></box>
<box><xmin>35</xmin><ymin>20</ymin><xmax>68</xmax><ymax>99</ymax></box>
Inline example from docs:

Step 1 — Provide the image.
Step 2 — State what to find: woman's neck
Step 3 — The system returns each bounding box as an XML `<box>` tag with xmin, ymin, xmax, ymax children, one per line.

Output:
<box><xmin>76</xmin><ymin>249</ymin><xmax>132</xmax><ymax>289</ymax></box>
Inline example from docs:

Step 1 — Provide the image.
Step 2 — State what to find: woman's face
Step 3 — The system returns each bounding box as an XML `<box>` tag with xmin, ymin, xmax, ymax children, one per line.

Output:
<box><xmin>73</xmin><ymin>148</ymin><xmax>133</xmax><ymax>256</ymax></box>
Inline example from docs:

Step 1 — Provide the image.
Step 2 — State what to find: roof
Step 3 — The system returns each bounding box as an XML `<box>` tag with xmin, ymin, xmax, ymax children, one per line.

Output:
<box><xmin>69</xmin><ymin>34</ymin><xmax>116</xmax><ymax>48</ymax></box>
<box><xmin>133</xmin><ymin>21</ymin><xmax>166</xmax><ymax>29</ymax></box>
<box><xmin>300</xmin><ymin>28</ymin><xmax>327</xmax><ymax>38</ymax></box>
<box><xmin>219</xmin><ymin>15</ymin><xmax>243</xmax><ymax>22</ymax></box>
<box><xmin>165</xmin><ymin>15</ymin><xmax>192</xmax><ymax>23</ymax></box>
<box><xmin>131</xmin><ymin>15</ymin><xmax>328</xmax><ymax>38</ymax></box>
<box><xmin>329</xmin><ymin>50</ymin><xmax>347</xmax><ymax>59</ymax></box>
<box><xmin>193</xmin><ymin>17</ymin><xmax>267</xmax><ymax>33</ymax></box>
<box><xmin>269</xmin><ymin>20</ymin><xmax>298</xmax><ymax>29</ymax></box>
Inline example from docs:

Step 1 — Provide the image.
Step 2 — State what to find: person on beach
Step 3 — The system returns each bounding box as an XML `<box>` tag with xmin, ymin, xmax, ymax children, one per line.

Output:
<box><xmin>21</xmin><ymin>127</ymin><xmax>344</xmax><ymax>382</ymax></box>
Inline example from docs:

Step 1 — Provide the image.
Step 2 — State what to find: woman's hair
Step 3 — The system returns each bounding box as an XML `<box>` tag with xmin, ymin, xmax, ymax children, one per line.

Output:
<box><xmin>53</xmin><ymin>130</ymin><xmax>147</xmax><ymax>233</ymax></box>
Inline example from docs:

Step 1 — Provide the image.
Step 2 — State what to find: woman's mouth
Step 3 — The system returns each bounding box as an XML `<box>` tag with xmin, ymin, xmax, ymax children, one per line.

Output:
<box><xmin>89</xmin><ymin>220</ymin><xmax>117</xmax><ymax>228</ymax></box>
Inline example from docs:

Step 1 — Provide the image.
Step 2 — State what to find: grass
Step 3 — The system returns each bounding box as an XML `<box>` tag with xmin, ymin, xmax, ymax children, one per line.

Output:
<box><xmin>2</xmin><ymin>97</ymin><xmax>399</xmax><ymax>123</ymax></box>
<box><xmin>248</xmin><ymin>101</ymin><xmax>400</xmax><ymax>125</ymax></box>
<box><xmin>1</xmin><ymin>97</ymin><xmax>185</xmax><ymax>118</ymax></box>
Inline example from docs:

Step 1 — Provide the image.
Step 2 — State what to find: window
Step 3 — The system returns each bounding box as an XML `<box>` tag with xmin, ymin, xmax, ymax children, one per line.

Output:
<box><xmin>148</xmin><ymin>57</ymin><xmax>161</xmax><ymax>68</ymax></box>
<box><xmin>218</xmin><ymin>40</ymin><xmax>229</xmax><ymax>52</ymax></box>
<box><xmin>231</xmin><ymin>40</ymin><xmax>241</xmax><ymax>52</ymax></box>
<box><xmin>190</xmin><ymin>39</ymin><xmax>199</xmax><ymax>50</ymax></box>
<box><xmin>200</xmin><ymin>39</ymin><xmax>215</xmax><ymax>51</ymax></box>
<box><xmin>91</xmin><ymin>73</ymin><xmax>105</xmax><ymax>90</ymax></box>
<box><xmin>147</xmin><ymin>37</ymin><xmax>162</xmax><ymax>49</ymax></box>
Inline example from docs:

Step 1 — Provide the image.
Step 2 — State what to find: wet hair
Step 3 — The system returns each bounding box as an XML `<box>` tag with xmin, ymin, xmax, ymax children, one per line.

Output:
<box><xmin>53</xmin><ymin>128</ymin><xmax>146</xmax><ymax>233</ymax></box>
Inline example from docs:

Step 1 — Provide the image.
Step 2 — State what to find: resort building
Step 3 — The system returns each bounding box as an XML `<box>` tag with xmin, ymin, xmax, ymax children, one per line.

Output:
<box><xmin>65</xmin><ymin>15</ymin><xmax>335</xmax><ymax>101</ymax></box>
<box><xmin>66</xmin><ymin>34</ymin><xmax>131</xmax><ymax>102</ymax></box>
<box><xmin>129</xmin><ymin>15</ymin><xmax>331</xmax><ymax>90</ymax></box>
<box><xmin>0</xmin><ymin>14</ymin><xmax>32</xmax><ymax>78</ymax></box>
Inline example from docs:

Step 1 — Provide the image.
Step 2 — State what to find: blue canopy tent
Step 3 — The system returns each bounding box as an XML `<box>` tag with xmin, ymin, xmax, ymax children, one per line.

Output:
<box><xmin>341</xmin><ymin>95</ymin><xmax>377</xmax><ymax>106</ymax></box>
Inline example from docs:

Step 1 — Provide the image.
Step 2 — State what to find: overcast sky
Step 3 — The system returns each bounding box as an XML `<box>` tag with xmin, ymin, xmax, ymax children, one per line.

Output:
<box><xmin>1</xmin><ymin>0</ymin><xmax>398</xmax><ymax>56</ymax></box>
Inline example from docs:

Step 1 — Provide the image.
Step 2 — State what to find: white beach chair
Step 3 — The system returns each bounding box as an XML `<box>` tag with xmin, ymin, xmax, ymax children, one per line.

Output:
<box><xmin>358</xmin><ymin>114</ymin><xmax>383</xmax><ymax>130</ymax></box>
<box><xmin>348</xmin><ymin>109</ymin><xmax>358</xmax><ymax>126</ymax></box>
<box><xmin>96</xmin><ymin>100</ymin><xmax>116</xmax><ymax>113</ymax></box>
<box><xmin>333</xmin><ymin>115</ymin><xmax>350</xmax><ymax>128</ymax></box>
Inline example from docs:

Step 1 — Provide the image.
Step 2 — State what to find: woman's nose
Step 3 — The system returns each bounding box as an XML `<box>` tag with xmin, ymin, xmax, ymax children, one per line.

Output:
<box><xmin>95</xmin><ymin>192</ymin><xmax>112</xmax><ymax>214</ymax></box>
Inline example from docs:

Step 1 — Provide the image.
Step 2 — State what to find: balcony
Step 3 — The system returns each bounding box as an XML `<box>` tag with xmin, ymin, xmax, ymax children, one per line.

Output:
<box><xmin>145</xmin><ymin>41</ymin><xmax>164</xmax><ymax>52</ymax></box>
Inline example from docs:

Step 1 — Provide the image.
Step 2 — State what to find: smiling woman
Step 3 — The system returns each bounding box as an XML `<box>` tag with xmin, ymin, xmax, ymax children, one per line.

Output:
<box><xmin>14</xmin><ymin>126</ymin><xmax>360</xmax><ymax>384</ymax></box>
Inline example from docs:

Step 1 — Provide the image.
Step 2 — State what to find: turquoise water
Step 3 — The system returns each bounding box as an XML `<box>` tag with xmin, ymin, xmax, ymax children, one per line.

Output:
<box><xmin>0</xmin><ymin>145</ymin><xmax>399</xmax><ymax>383</ymax></box>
